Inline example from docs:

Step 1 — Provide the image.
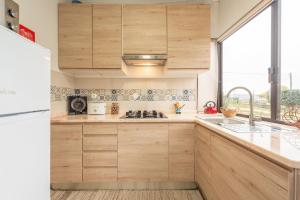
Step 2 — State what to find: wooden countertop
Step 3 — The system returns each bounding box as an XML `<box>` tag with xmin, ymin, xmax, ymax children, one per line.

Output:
<box><xmin>51</xmin><ymin>113</ymin><xmax>300</xmax><ymax>168</ymax></box>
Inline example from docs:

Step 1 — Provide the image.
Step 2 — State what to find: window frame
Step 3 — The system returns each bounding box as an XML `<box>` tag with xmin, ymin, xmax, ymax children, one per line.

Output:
<box><xmin>218</xmin><ymin>0</ymin><xmax>283</xmax><ymax>123</ymax></box>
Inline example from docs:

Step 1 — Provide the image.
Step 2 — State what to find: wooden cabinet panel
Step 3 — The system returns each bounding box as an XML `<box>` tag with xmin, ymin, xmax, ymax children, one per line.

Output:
<box><xmin>83</xmin><ymin>124</ymin><xmax>117</xmax><ymax>135</ymax></box>
<box><xmin>123</xmin><ymin>5</ymin><xmax>167</xmax><ymax>54</ymax></box>
<box><xmin>169</xmin><ymin>123</ymin><xmax>195</xmax><ymax>181</ymax></box>
<box><xmin>93</xmin><ymin>5</ymin><xmax>122</xmax><ymax>69</ymax></box>
<box><xmin>83</xmin><ymin>168</ymin><xmax>117</xmax><ymax>182</ymax></box>
<box><xmin>83</xmin><ymin>135</ymin><xmax>117</xmax><ymax>151</ymax></box>
<box><xmin>51</xmin><ymin>125</ymin><xmax>82</xmax><ymax>183</ymax></box>
<box><xmin>118</xmin><ymin>123</ymin><xmax>168</xmax><ymax>181</ymax></box>
<box><xmin>211</xmin><ymin>133</ymin><xmax>293</xmax><ymax>200</ymax></box>
<box><xmin>167</xmin><ymin>4</ymin><xmax>210</xmax><ymax>69</ymax></box>
<box><xmin>58</xmin><ymin>4</ymin><xmax>92</xmax><ymax>69</ymax></box>
<box><xmin>83</xmin><ymin>152</ymin><xmax>117</xmax><ymax>167</ymax></box>
<box><xmin>297</xmin><ymin>170</ymin><xmax>300</xmax><ymax>200</ymax></box>
<box><xmin>194</xmin><ymin>125</ymin><xmax>217</xmax><ymax>200</ymax></box>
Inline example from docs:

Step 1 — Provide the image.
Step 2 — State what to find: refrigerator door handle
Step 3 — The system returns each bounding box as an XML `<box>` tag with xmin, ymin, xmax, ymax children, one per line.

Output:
<box><xmin>0</xmin><ymin>109</ymin><xmax>50</xmax><ymax>118</ymax></box>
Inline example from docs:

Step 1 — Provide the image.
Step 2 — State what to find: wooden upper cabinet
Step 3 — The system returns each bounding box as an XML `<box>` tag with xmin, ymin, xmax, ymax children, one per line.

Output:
<box><xmin>58</xmin><ymin>4</ymin><xmax>92</xmax><ymax>69</ymax></box>
<box><xmin>123</xmin><ymin>5</ymin><xmax>167</xmax><ymax>54</ymax></box>
<box><xmin>167</xmin><ymin>4</ymin><xmax>211</xmax><ymax>69</ymax></box>
<box><xmin>93</xmin><ymin>5</ymin><xmax>122</xmax><ymax>69</ymax></box>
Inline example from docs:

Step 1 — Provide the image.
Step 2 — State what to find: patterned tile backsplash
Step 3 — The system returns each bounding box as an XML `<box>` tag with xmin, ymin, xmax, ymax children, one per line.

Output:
<box><xmin>51</xmin><ymin>85</ymin><xmax>196</xmax><ymax>102</ymax></box>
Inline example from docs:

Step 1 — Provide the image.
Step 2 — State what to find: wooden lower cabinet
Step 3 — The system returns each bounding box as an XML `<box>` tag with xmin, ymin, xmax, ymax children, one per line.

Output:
<box><xmin>51</xmin><ymin>124</ymin><xmax>83</xmax><ymax>183</ymax></box>
<box><xmin>51</xmin><ymin>122</ymin><xmax>295</xmax><ymax>200</ymax></box>
<box><xmin>194</xmin><ymin>125</ymin><xmax>217</xmax><ymax>200</ymax></box>
<box><xmin>83</xmin><ymin>124</ymin><xmax>118</xmax><ymax>182</ymax></box>
<box><xmin>195</xmin><ymin>124</ymin><xmax>295</xmax><ymax>200</ymax></box>
<box><xmin>297</xmin><ymin>170</ymin><xmax>300</xmax><ymax>200</ymax></box>
<box><xmin>118</xmin><ymin>123</ymin><xmax>169</xmax><ymax>181</ymax></box>
<box><xmin>169</xmin><ymin>123</ymin><xmax>195</xmax><ymax>181</ymax></box>
<box><xmin>212</xmin><ymin>133</ymin><xmax>294</xmax><ymax>200</ymax></box>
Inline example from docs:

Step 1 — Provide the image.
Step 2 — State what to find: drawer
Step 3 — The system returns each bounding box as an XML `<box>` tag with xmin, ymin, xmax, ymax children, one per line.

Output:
<box><xmin>83</xmin><ymin>135</ymin><xmax>117</xmax><ymax>151</ymax></box>
<box><xmin>83</xmin><ymin>124</ymin><xmax>117</xmax><ymax>135</ymax></box>
<box><xmin>83</xmin><ymin>167</ymin><xmax>117</xmax><ymax>182</ymax></box>
<box><xmin>83</xmin><ymin>152</ymin><xmax>117</xmax><ymax>167</ymax></box>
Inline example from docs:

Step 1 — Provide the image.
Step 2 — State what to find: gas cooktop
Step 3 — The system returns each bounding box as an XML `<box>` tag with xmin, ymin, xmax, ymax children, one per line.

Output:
<box><xmin>120</xmin><ymin>110</ymin><xmax>168</xmax><ymax>119</ymax></box>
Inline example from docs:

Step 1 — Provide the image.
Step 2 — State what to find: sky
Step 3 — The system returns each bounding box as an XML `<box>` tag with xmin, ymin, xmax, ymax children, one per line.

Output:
<box><xmin>222</xmin><ymin>0</ymin><xmax>300</xmax><ymax>95</ymax></box>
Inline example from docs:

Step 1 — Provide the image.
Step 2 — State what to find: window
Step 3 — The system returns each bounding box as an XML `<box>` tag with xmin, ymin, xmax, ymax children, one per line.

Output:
<box><xmin>280</xmin><ymin>0</ymin><xmax>300</xmax><ymax>122</ymax></box>
<box><xmin>220</xmin><ymin>0</ymin><xmax>300</xmax><ymax>123</ymax></box>
<box><xmin>222</xmin><ymin>7</ymin><xmax>272</xmax><ymax>118</ymax></box>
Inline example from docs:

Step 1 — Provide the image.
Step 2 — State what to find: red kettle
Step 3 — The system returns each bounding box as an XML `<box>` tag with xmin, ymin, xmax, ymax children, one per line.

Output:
<box><xmin>203</xmin><ymin>101</ymin><xmax>218</xmax><ymax>114</ymax></box>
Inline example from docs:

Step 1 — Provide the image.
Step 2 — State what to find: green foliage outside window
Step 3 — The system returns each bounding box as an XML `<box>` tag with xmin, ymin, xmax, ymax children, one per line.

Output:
<box><xmin>281</xmin><ymin>89</ymin><xmax>300</xmax><ymax>107</ymax></box>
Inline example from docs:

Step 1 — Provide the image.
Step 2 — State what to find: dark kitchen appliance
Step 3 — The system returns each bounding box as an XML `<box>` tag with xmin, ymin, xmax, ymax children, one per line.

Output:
<box><xmin>68</xmin><ymin>96</ymin><xmax>87</xmax><ymax>115</ymax></box>
<box><xmin>120</xmin><ymin>110</ymin><xmax>167</xmax><ymax>119</ymax></box>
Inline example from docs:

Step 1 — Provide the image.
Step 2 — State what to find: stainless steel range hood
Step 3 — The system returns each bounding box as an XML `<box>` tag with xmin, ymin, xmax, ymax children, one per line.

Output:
<box><xmin>122</xmin><ymin>54</ymin><xmax>167</xmax><ymax>66</ymax></box>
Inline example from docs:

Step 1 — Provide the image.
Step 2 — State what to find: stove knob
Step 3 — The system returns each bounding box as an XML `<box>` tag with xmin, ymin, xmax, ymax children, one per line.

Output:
<box><xmin>159</xmin><ymin>112</ymin><xmax>164</xmax><ymax>118</ymax></box>
<box><xmin>143</xmin><ymin>111</ymin><xmax>147</xmax><ymax>118</ymax></box>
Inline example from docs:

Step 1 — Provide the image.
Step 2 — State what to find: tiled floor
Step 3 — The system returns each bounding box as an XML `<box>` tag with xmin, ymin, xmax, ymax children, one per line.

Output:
<box><xmin>51</xmin><ymin>190</ymin><xmax>203</xmax><ymax>200</ymax></box>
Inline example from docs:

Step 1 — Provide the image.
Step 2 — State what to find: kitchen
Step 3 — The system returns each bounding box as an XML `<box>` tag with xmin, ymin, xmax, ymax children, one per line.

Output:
<box><xmin>0</xmin><ymin>0</ymin><xmax>300</xmax><ymax>200</ymax></box>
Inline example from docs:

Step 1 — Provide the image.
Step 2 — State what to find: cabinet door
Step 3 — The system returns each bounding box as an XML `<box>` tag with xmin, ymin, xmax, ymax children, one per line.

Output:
<box><xmin>297</xmin><ymin>170</ymin><xmax>300</xmax><ymax>200</ymax></box>
<box><xmin>93</xmin><ymin>5</ymin><xmax>122</xmax><ymax>69</ymax></box>
<box><xmin>211</xmin><ymin>133</ymin><xmax>293</xmax><ymax>200</ymax></box>
<box><xmin>195</xmin><ymin>125</ymin><xmax>218</xmax><ymax>200</ymax></box>
<box><xmin>58</xmin><ymin>4</ymin><xmax>92</xmax><ymax>69</ymax></box>
<box><xmin>123</xmin><ymin>5</ymin><xmax>167</xmax><ymax>54</ymax></box>
<box><xmin>167</xmin><ymin>4</ymin><xmax>210</xmax><ymax>69</ymax></box>
<box><xmin>51</xmin><ymin>124</ymin><xmax>82</xmax><ymax>183</ymax></box>
<box><xmin>169</xmin><ymin>123</ymin><xmax>194</xmax><ymax>181</ymax></box>
<box><xmin>118</xmin><ymin>123</ymin><xmax>168</xmax><ymax>181</ymax></box>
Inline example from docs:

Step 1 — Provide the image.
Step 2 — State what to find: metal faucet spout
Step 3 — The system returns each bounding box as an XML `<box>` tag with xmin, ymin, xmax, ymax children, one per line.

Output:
<box><xmin>226</xmin><ymin>87</ymin><xmax>255</xmax><ymax>126</ymax></box>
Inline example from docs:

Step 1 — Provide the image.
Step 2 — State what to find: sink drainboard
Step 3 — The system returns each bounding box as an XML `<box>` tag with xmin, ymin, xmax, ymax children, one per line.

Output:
<box><xmin>282</xmin><ymin>132</ymin><xmax>300</xmax><ymax>150</ymax></box>
<box><xmin>219</xmin><ymin>124</ymin><xmax>287</xmax><ymax>133</ymax></box>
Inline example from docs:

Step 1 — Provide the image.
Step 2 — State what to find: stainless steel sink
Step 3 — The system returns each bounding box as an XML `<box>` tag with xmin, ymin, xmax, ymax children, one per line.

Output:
<box><xmin>197</xmin><ymin>116</ymin><xmax>295</xmax><ymax>133</ymax></box>
<box><xmin>203</xmin><ymin>118</ymin><xmax>245</xmax><ymax>125</ymax></box>
<box><xmin>220</xmin><ymin>124</ymin><xmax>287</xmax><ymax>133</ymax></box>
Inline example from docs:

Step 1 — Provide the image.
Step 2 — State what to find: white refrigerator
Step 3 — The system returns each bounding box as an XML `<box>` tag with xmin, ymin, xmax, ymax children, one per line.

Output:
<box><xmin>0</xmin><ymin>25</ymin><xmax>50</xmax><ymax>200</ymax></box>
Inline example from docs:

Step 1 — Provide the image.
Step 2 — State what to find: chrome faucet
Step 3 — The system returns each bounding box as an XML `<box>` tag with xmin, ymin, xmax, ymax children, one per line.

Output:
<box><xmin>226</xmin><ymin>87</ymin><xmax>255</xmax><ymax>126</ymax></box>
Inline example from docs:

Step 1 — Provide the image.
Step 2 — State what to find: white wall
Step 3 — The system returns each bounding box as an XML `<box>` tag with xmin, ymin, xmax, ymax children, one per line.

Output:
<box><xmin>217</xmin><ymin>0</ymin><xmax>261</xmax><ymax>36</ymax></box>
<box><xmin>197</xmin><ymin>41</ymin><xmax>218</xmax><ymax>110</ymax></box>
<box><xmin>14</xmin><ymin>0</ymin><xmax>66</xmax><ymax>71</ymax></box>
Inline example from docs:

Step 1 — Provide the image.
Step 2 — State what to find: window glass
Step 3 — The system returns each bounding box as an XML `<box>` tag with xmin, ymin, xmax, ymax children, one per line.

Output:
<box><xmin>280</xmin><ymin>0</ymin><xmax>300</xmax><ymax>122</ymax></box>
<box><xmin>222</xmin><ymin>7</ymin><xmax>272</xmax><ymax>118</ymax></box>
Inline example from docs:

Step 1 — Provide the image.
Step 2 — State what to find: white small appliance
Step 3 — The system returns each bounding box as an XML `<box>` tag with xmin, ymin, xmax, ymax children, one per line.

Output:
<box><xmin>88</xmin><ymin>102</ymin><xmax>106</xmax><ymax>115</ymax></box>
